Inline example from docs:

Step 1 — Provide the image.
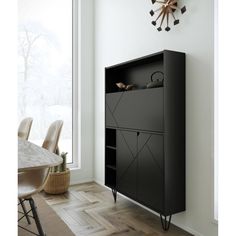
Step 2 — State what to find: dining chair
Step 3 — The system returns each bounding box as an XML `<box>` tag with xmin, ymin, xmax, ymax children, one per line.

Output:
<box><xmin>18</xmin><ymin>117</ymin><xmax>33</xmax><ymax>224</ymax></box>
<box><xmin>18</xmin><ymin>120</ymin><xmax>63</xmax><ymax>236</ymax></box>
<box><xmin>18</xmin><ymin>117</ymin><xmax>33</xmax><ymax>140</ymax></box>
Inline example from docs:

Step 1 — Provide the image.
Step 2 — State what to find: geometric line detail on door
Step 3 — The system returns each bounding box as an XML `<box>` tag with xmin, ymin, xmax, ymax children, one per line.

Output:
<box><xmin>117</xmin><ymin>134</ymin><xmax>152</xmax><ymax>186</ymax></box>
<box><xmin>146</xmin><ymin>143</ymin><xmax>163</xmax><ymax>174</ymax></box>
<box><xmin>112</xmin><ymin>92</ymin><xmax>124</xmax><ymax>114</ymax></box>
<box><xmin>106</xmin><ymin>105</ymin><xmax>136</xmax><ymax>159</ymax></box>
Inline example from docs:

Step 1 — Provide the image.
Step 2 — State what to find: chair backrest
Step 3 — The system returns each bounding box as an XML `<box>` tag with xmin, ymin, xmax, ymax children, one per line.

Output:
<box><xmin>42</xmin><ymin>120</ymin><xmax>63</xmax><ymax>153</ymax></box>
<box><xmin>18</xmin><ymin>120</ymin><xmax>64</xmax><ymax>198</ymax></box>
<box><xmin>18</xmin><ymin>117</ymin><xmax>33</xmax><ymax>140</ymax></box>
<box><xmin>39</xmin><ymin>120</ymin><xmax>63</xmax><ymax>190</ymax></box>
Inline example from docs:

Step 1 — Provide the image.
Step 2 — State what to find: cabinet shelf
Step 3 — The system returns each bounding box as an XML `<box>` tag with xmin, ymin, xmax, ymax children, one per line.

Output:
<box><xmin>105</xmin><ymin>183</ymin><xmax>116</xmax><ymax>189</ymax></box>
<box><xmin>105</xmin><ymin>165</ymin><xmax>116</xmax><ymax>170</ymax></box>
<box><xmin>106</xmin><ymin>128</ymin><xmax>116</xmax><ymax>147</ymax></box>
<box><xmin>105</xmin><ymin>167</ymin><xmax>116</xmax><ymax>188</ymax></box>
<box><xmin>106</xmin><ymin>86</ymin><xmax>163</xmax><ymax>94</ymax></box>
<box><xmin>106</xmin><ymin>145</ymin><xmax>116</xmax><ymax>150</ymax></box>
<box><xmin>105</xmin><ymin>126</ymin><xmax>164</xmax><ymax>135</ymax></box>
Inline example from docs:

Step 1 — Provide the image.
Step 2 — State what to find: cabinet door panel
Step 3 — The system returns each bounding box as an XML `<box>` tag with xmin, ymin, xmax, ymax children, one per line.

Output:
<box><xmin>106</xmin><ymin>93</ymin><xmax>124</xmax><ymax>127</ymax></box>
<box><xmin>137</xmin><ymin>133</ymin><xmax>164</xmax><ymax>212</ymax></box>
<box><xmin>116</xmin><ymin>130</ymin><xmax>137</xmax><ymax>199</ymax></box>
<box><xmin>113</xmin><ymin>88</ymin><xmax>164</xmax><ymax>132</ymax></box>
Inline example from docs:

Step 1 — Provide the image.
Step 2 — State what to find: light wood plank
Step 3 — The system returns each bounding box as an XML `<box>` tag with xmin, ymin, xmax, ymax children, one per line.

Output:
<box><xmin>41</xmin><ymin>182</ymin><xmax>192</xmax><ymax>236</ymax></box>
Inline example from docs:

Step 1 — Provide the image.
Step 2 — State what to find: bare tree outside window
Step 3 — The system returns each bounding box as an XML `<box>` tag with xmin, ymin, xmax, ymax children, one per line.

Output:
<box><xmin>18</xmin><ymin>0</ymin><xmax>73</xmax><ymax>163</ymax></box>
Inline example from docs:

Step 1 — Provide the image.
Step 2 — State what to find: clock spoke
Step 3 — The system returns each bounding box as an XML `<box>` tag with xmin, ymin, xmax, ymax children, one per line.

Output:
<box><xmin>152</xmin><ymin>8</ymin><xmax>164</xmax><ymax>26</ymax></box>
<box><xmin>170</xmin><ymin>0</ymin><xmax>177</xmax><ymax>5</ymax></box>
<box><xmin>150</xmin><ymin>6</ymin><xmax>163</xmax><ymax>16</ymax></box>
<box><xmin>160</xmin><ymin>11</ymin><xmax>166</xmax><ymax>26</ymax></box>
<box><xmin>158</xmin><ymin>10</ymin><xmax>167</xmax><ymax>31</ymax></box>
<box><xmin>170</xmin><ymin>11</ymin><xmax>176</xmax><ymax>20</ymax></box>
<box><xmin>170</xmin><ymin>4</ymin><xmax>186</xmax><ymax>14</ymax></box>
<box><xmin>170</xmin><ymin>10</ymin><xmax>179</xmax><ymax>25</ymax></box>
<box><xmin>165</xmin><ymin>10</ymin><xmax>171</xmax><ymax>31</ymax></box>
<box><xmin>170</xmin><ymin>5</ymin><xmax>178</xmax><ymax>10</ymax></box>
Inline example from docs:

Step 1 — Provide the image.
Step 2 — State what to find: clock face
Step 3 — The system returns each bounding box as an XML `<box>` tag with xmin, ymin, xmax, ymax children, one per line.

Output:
<box><xmin>150</xmin><ymin>0</ymin><xmax>186</xmax><ymax>32</ymax></box>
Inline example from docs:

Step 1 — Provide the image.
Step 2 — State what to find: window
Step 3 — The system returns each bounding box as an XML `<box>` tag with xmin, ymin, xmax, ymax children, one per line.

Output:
<box><xmin>18</xmin><ymin>0</ymin><xmax>78</xmax><ymax>166</ymax></box>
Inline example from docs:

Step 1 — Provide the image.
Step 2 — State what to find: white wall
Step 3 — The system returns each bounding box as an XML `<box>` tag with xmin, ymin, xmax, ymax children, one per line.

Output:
<box><xmin>94</xmin><ymin>0</ymin><xmax>217</xmax><ymax>235</ymax></box>
<box><xmin>70</xmin><ymin>0</ymin><xmax>94</xmax><ymax>184</ymax></box>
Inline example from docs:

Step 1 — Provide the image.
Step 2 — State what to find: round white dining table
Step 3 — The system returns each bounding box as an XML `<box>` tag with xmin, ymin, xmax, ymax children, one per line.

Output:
<box><xmin>18</xmin><ymin>139</ymin><xmax>62</xmax><ymax>172</ymax></box>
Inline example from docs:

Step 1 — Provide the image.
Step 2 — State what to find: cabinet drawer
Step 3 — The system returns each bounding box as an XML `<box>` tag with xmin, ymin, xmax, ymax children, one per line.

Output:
<box><xmin>106</xmin><ymin>88</ymin><xmax>164</xmax><ymax>132</ymax></box>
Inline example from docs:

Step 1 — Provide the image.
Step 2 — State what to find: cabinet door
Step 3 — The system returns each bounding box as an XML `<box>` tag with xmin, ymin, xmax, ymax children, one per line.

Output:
<box><xmin>106</xmin><ymin>88</ymin><xmax>164</xmax><ymax>132</ymax></box>
<box><xmin>137</xmin><ymin>133</ymin><xmax>164</xmax><ymax>212</ymax></box>
<box><xmin>116</xmin><ymin>130</ymin><xmax>137</xmax><ymax>199</ymax></box>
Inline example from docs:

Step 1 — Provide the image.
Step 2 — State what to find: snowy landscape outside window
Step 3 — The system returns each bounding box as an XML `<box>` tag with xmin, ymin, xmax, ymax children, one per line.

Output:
<box><xmin>18</xmin><ymin>0</ymin><xmax>73</xmax><ymax>164</ymax></box>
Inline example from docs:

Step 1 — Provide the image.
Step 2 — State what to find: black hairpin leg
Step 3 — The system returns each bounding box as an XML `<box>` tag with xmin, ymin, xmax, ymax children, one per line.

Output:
<box><xmin>28</xmin><ymin>197</ymin><xmax>45</xmax><ymax>236</ymax></box>
<box><xmin>112</xmin><ymin>189</ymin><xmax>117</xmax><ymax>203</ymax></box>
<box><xmin>160</xmin><ymin>214</ymin><xmax>172</xmax><ymax>231</ymax></box>
<box><xmin>19</xmin><ymin>199</ymin><xmax>31</xmax><ymax>224</ymax></box>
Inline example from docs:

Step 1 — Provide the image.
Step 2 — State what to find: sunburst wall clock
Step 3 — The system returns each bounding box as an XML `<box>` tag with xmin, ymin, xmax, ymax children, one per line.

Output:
<box><xmin>150</xmin><ymin>0</ymin><xmax>186</xmax><ymax>32</ymax></box>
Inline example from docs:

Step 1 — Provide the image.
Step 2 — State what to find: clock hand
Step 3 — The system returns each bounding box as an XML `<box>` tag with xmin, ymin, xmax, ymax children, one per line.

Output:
<box><xmin>155</xmin><ymin>8</ymin><xmax>165</xmax><ymax>22</ymax></box>
<box><xmin>160</xmin><ymin>9</ymin><xmax>167</xmax><ymax>27</ymax></box>
<box><xmin>170</xmin><ymin>0</ymin><xmax>177</xmax><ymax>4</ymax></box>
<box><xmin>164</xmin><ymin>0</ymin><xmax>171</xmax><ymax>8</ymax></box>
<box><xmin>153</xmin><ymin>6</ymin><xmax>163</xmax><ymax>13</ymax></box>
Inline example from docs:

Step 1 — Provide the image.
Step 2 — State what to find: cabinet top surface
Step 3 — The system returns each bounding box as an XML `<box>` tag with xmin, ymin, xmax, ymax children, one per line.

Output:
<box><xmin>105</xmin><ymin>50</ymin><xmax>185</xmax><ymax>70</ymax></box>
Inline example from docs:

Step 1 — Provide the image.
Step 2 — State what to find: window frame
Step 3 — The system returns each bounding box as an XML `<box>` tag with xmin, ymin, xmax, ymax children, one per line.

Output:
<box><xmin>68</xmin><ymin>0</ymin><xmax>79</xmax><ymax>169</ymax></box>
<box><xmin>213</xmin><ymin>0</ymin><xmax>218</xmax><ymax>223</ymax></box>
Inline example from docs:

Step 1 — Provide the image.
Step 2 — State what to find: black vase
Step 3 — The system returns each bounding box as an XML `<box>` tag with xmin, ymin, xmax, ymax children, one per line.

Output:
<box><xmin>146</xmin><ymin>71</ymin><xmax>164</xmax><ymax>88</ymax></box>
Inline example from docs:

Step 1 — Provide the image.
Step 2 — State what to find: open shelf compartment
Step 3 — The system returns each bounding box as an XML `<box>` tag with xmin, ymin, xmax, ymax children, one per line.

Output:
<box><xmin>105</xmin><ymin>128</ymin><xmax>117</xmax><ymax>188</ymax></box>
<box><xmin>105</xmin><ymin>52</ymin><xmax>164</xmax><ymax>94</ymax></box>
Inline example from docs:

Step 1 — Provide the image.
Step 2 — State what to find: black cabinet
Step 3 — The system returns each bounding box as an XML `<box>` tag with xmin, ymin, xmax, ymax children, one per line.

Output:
<box><xmin>105</xmin><ymin>50</ymin><xmax>185</xmax><ymax>231</ymax></box>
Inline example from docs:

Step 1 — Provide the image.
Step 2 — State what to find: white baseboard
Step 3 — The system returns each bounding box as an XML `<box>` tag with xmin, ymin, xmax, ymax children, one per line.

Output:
<box><xmin>171</xmin><ymin>222</ymin><xmax>204</xmax><ymax>236</ymax></box>
<box><xmin>93</xmin><ymin>179</ymin><xmax>104</xmax><ymax>186</ymax></box>
<box><xmin>69</xmin><ymin>167</ymin><xmax>94</xmax><ymax>185</ymax></box>
<box><xmin>70</xmin><ymin>176</ymin><xmax>94</xmax><ymax>185</ymax></box>
<box><xmin>93</xmin><ymin>180</ymin><xmax>203</xmax><ymax>236</ymax></box>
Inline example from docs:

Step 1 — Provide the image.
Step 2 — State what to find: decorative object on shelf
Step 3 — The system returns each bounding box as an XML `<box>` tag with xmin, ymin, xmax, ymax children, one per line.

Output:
<box><xmin>146</xmin><ymin>71</ymin><xmax>164</xmax><ymax>88</ymax></box>
<box><xmin>150</xmin><ymin>0</ymin><xmax>186</xmax><ymax>32</ymax></box>
<box><xmin>116</xmin><ymin>82</ymin><xmax>126</xmax><ymax>90</ymax></box>
<box><xmin>44</xmin><ymin>151</ymin><xmax>70</xmax><ymax>194</ymax></box>
<box><xmin>116</xmin><ymin>82</ymin><xmax>136</xmax><ymax>91</ymax></box>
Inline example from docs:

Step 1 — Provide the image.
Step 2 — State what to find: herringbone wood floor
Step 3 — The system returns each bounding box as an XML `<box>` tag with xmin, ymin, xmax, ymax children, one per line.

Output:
<box><xmin>41</xmin><ymin>182</ymin><xmax>192</xmax><ymax>236</ymax></box>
